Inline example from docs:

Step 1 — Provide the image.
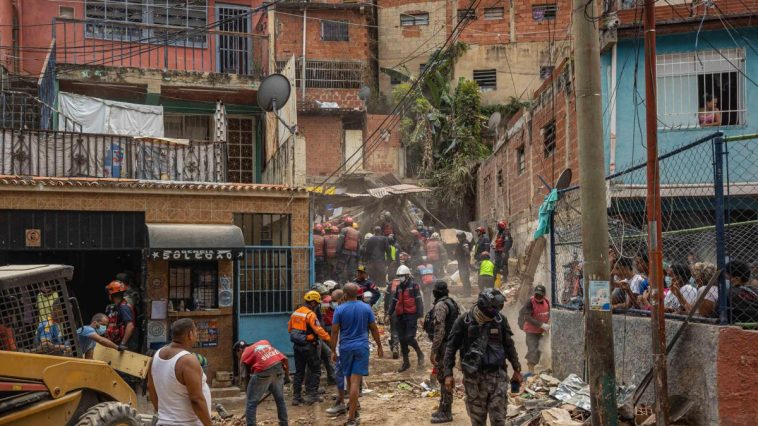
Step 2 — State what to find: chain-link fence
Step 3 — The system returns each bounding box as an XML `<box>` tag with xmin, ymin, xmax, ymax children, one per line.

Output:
<box><xmin>551</xmin><ymin>132</ymin><xmax>758</xmax><ymax>325</ymax></box>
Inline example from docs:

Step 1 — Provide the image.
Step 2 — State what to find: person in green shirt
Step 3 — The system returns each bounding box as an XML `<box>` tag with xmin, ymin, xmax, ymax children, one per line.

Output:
<box><xmin>478</xmin><ymin>251</ymin><xmax>495</xmax><ymax>292</ymax></box>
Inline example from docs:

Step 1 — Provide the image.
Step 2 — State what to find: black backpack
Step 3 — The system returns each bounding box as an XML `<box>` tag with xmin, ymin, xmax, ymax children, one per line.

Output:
<box><xmin>423</xmin><ymin>298</ymin><xmax>460</xmax><ymax>341</ymax></box>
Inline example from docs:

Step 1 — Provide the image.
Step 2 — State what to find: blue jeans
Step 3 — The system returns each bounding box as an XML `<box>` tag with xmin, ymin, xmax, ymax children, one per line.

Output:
<box><xmin>246</xmin><ymin>363</ymin><xmax>288</xmax><ymax>426</ymax></box>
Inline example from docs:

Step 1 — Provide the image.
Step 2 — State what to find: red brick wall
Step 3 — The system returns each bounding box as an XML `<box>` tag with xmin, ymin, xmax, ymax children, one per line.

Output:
<box><xmin>717</xmin><ymin>327</ymin><xmax>758</xmax><ymax>426</ymax></box>
<box><xmin>455</xmin><ymin>0</ymin><xmax>510</xmax><ymax>45</ymax></box>
<box><xmin>364</xmin><ymin>114</ymin><xmax>401</xmax><ymax>174</ymax></box>
<box><xmin>298</xmin><ymin>114</ymin><xmax>344</xmax><ymax>177</ymax></box>
<box><xmin>300</xmin><ymin>88</ymin><xmax>364</xmax><ymax>110</ymax></box>
<box><xmin>275</xmin><ymin>9</ymin><xmax>371</xmax><ymax>61</ymax></box>
<box><xmin>512</xmin><ymin>0</ymin><xmax>572</xmax><ymax>42</ymax></box>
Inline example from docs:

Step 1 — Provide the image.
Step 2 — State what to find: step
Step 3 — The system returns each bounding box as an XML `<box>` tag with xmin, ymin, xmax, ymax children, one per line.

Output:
<box><xmin>211</xmin><ymin>386</ymin><xmax>244</xmax><ymax>399</ymax></box>
<box><xmin>213</xmin><ymin>395</ymin><xmax>247</xmax><ymax>413</ymax></box>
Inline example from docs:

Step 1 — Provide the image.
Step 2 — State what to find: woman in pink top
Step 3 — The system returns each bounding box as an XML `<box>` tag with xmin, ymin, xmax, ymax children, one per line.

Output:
<box><xmin>699</xmin><ymin>94</ymin><xmax>722</xmax><ymax>127</ymax></box>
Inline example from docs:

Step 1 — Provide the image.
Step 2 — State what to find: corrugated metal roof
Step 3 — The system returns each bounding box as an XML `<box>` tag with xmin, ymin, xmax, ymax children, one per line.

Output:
<box><xmin>0</xmin><ymin>175</ymin><xmax>308</xmax><ymax>194</ymax></box>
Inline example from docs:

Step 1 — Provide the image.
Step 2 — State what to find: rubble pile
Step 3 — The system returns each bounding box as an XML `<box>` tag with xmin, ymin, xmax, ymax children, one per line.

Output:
<box><xmin>506</xmin><ymin>373</ymin><xmax>589</xmax><ymax>426</ymax></box>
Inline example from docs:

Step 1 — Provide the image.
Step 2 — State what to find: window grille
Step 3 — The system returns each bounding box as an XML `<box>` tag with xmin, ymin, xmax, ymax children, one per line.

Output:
<box><xmin>164</xmin><ymin>114</ymin><xmax>212</xmax><ymax>140</ymax></box>
<box><xmin>484</xmin><ymin>7</ymin><xmax>505</xmax><ymax>20</ymax></box>
<box><xmin>517</xmin><ymin>146</ymin><xmax>526</xmax><ymax>175</ymax></box>
<box><xmin>321</xmin><ymin>20</ymin><xmax>349</xmax><ymax>41</ymax></box>
<box><xmin>227</xmin><ymin>117</ymin><xmax>256</xmax><ymax>183</ymax></box>
<box><xmin>656</xmin><ymin>48</ymin><xmax>745</xmax><ymax>130</ymax></box>
<box><xmin>400</xmin><ymin>13</ymin><xmax>429</xmax><ymax>26</ymax></box>
<box><xmin>473</xmin><ymin>69</ymin><xmax>497</xmax><ymax>91</ymax></box>
<box><xmin>457</xmin><ymin>9</ymin><xmax>477</xmax><ymax>21</ymax></box>
<box><xmin>543</xmin><ymin>120</ymin><xmax>556</xmax><ymax>158</ymax></box>
<box><xmin>532</xmin><ymin>4</ymin><xmax>557</xmax><ymax>21</ymax></box>
<box><xmin>168</xmin><ymin>262</ymin><xmax>219</xmax><ymax>311</ymax></box>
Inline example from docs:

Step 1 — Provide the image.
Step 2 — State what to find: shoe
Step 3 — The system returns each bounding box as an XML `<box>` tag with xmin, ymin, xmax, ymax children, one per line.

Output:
<box><xmin>430</xmin><ymin>412</ymin><xmax>453</xmax><ymax>423</ymax></box>
<box><xmin>326</xmin><ymin>402</ymin><xmax>347</xmax><ymax>416</ymax></box>
<box><xmin>292</xmin><ymin>397</ymin><xmax>304</xmax><ymax>406</ymax></box>
<box><xmin>392</xmin><ymin>350</ymin><xmax>399</xmax><ymax>359</ymax></box>
<box><xmin>397</xmin><ymin>362</ymin><xmax>411</xmax><ymax>373</ymax></box>
<box><xmin>304</xmin><ymin>395</ymin><xmax>323</xmax><ymax>405</ymax></box>
<box><xmin>345</xmin><ymin>418</ymin><xmax>360</xmax><ymax>426</ymax></box>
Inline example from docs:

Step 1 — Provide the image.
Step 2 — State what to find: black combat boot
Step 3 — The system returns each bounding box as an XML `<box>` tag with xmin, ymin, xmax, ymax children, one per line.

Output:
<box><xmin>430</xmin><ymin>402</ymin><xmax>453</xmax><ymax>423</ymax></box>
<box><xmin>398</xmin><ymin>355</ymin><xmax>411</xmax><ymax>373</ymax></box>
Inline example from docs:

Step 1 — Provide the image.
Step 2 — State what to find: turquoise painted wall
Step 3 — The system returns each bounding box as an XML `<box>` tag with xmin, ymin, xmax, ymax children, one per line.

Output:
<box><xmin>601</xmin><ymin>27</ymin><xmax>758</xmax><ymax>183</ymax></box>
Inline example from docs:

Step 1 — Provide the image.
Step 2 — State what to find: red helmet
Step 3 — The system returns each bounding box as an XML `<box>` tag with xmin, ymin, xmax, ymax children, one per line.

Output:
<box><xmin>480</xmin><ymin>251</ymin><xmax>490</xmax><ymax>258</ymax></box>
<box><xmin>498</xmin><ymin>220</ymin><xmax>507</xmax><ymax>230</ymax></box>
<box><xmin>344</xmin><ymin>217</ymin><xmax>353</xmax><ymax>225</ymax></box>
<box><xmin>476</xmin><ymin>226</ymin><xmax>486</xmax><ymax>234</ymax></box>
<box><xmin>106</xmin><ymin>280</ymin><xmax>127</xmax><ymax>295</ymax></box>
<box><xmin>314</xmin><ymin>223</ymin><xmax>324</xmax><ymax>234</ymax></box>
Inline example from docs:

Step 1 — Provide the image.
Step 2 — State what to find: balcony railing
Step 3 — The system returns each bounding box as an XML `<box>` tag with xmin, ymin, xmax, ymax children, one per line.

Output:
<box><xmin>0</xmin><ymin>128</ymin><xmax>227</xmax><ymax>182</ymax></box>
<box><xmin>276</xmin><ymin>58</ymin><xmax>367</xmax><ymax>89</ymax></box>
<box><xmin>53</xmin><ymin>18</ymin><xmax>268</xmax><ymax>77</ymax></box>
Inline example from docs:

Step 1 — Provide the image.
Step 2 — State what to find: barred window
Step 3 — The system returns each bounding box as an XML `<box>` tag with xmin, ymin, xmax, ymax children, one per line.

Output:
<box><xmin>473</xmin><ymin>69</ymin><xmax>497</xmax><ymax>92</ymax></box>
<box><xmin>657</xmin><ymin>49</ymin><xmax>745</xmax><ymax>130</ymax></box>
<box><xmin>457</xmin><ymin>9</ymin><xmax>477</xmax><ymax>22</ymax></box>
<box><xmin>400</xmin><ymin>12</ymin><xmax>429</xmax><ymax>26</ymax></box>
<box><xmin>322</xmin><ymin>20</ymin><xmax>349</xmax><ymax>41</ymax></box>
<box><xmin>484</xmin><ymin>7</ymin><xmax>504</xmax><ymax>20</ymax></box>
<box><xmin>168</xmin><ymin>262</ymin><xmax>219</xmax><ymax>311</ymax></box>
<box><xmin>543</xmin><ymin>120</ymin><xmax>556</xmax><ymax>158</ymax></box>
<box><xmin>532</xmin><ymin>4</ymin><xmax>557</xmax><ymax>21</ymax></box>
<box><xmin>517</xmin><ymin>146</ymin><xmax>526</xmax><ymax>175</ymax></box>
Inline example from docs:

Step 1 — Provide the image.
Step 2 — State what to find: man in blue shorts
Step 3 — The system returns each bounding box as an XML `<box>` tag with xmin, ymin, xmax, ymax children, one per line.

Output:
<box><xmin>331</xmin><ymin>283</ymin><xmax>384</xmax><ymax>426</ymax></box>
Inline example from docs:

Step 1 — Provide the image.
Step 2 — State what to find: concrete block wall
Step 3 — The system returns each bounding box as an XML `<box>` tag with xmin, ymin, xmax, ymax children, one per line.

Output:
<box><xmin>551</xmin><ymin>309</ymin><xmax>758</xmax><ymax>425</ymax></box>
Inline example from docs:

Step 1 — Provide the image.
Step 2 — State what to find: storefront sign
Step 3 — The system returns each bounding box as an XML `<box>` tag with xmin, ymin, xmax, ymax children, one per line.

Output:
<box><xmin>195</xmin><ymin>319</ymin><xmax>219</xmax><ymax>348</ymax></box>
<box><xmin>150</xmin><ymin>249</ymin><xmax>244</xmax><ymax>261</ymax></box>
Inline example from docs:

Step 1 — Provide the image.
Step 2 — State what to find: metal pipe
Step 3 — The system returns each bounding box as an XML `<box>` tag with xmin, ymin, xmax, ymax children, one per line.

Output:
<box><xmin>302</xmin><ymin>8</ymin><xmax>307</xmax><ymax>99</ymax></box>
<box><xmin>609</xmin><ymin>44</ymin><xmax>617</xmax><ymax>174</ymax></box>
<box><xmin>643</xmin><ymin>0</ymin><xmax>669</xmax><ymax>423</ymax></box>
<box><xmin>713</xmin><ymin>136</ymin><xmax>727</xmax><ymax>324</ymax></box>
<box><xmin>572</xmin><ymin>0</ymin><xmax>618</xmax><ymax>422</ymax></box>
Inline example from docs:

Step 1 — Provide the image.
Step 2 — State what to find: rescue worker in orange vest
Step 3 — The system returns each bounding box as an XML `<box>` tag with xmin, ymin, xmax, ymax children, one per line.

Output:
<box><xmin>518</xmin><ymin>285</ymin><xmax>551</xmax><ymax>373</ymax></box>
<box><xmin>104</xmin><ymin>280</ymin><xmax>136</xmax><ymax>351</ymax></box>
<box><xmin>425</xmin><ymin>232</ymin><xmax>447</xmax><ymax>279</ymax></box>
<box><xmin>288</xmin><ymin>291</ymin><xmax>331</xmax><ymax>405</ymax></box>
<box><xmin>313</xmin><ymin>224</ymin><xmax>327</xmax><ymax>283</ymax></box>
<box><xmin>388</xmin><ymin>265</ymin><xmax>424</xmax><ymax>373</ymax></box>
<box><xmin>417</xmin><ymin>257</ymin><xmax>435</xmax><ymax>313</ymax></box>
<box><xmin>324</xmin><ymin>225</ymin><xmax>341</xmax><ymax>282</ymax></box>
<box><xmin>338</xmin><ymin>217</ymin><xmax>362</xmax><ymax>282</ymax></box>
<box><xmin>494</xmin><ymin>220</ymin><xmax>514</xmax><ymax>283</ymax></box>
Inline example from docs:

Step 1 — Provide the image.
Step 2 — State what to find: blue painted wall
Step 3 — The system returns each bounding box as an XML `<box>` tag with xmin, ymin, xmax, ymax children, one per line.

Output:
<box><xmin>602</xmin><ymin>27</ymin><xmax>758</xmax><ymax>183</ymax></box>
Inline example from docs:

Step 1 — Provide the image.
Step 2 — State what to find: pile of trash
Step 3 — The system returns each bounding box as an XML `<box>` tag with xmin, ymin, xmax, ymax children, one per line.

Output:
<box><xmin>506</xmin><ymin>373</ymin><xmax>636</xmax><ymax>426</ymax></box>
<box><xmin>211</xmin><ymin>414</ymin><xmax>246</xmax><ymax>426</ymax></box>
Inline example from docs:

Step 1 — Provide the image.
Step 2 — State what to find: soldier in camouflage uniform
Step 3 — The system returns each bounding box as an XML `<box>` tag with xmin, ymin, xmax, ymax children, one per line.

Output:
<box><xmin>428</xmin><ymin>281</ymin><xmax>460</xmax><ymax>423</ymax></box>
<box><xmin>443</xmin><ymin>289</ymin><xmax>522</xmax><ymax>426</ymax></box>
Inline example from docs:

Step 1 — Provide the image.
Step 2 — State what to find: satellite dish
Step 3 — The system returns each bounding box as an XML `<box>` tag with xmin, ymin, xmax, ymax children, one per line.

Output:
<box><xmin>555</xmin><ymin>168</ymin><xmax>573</xmax><ymax>190</ymax></box>
<box><xmin>257</xmin><ymin>73</ymin><xmax>291</xmax><ymax>112</ymax></box>
<box><xmin>487</xmin><ymin>112</ymin><xmax>502</xmax><ymax>132</ymax></box>
<box><xmin>257</xmin><ymin>73</ymin><xmax>296</xmax><ymax>134</ymax></box>
<box><xmin>358</xmin><ymin>85</ymin><xmax>371</xmax><ymax>101</ymax></box>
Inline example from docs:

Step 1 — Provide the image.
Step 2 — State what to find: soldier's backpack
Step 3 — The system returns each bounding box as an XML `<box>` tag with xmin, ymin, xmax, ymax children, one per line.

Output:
<box><xmin>423</xmin><ymin>298</ymin><xmax>460</xmax><ymax>341</ymax></box>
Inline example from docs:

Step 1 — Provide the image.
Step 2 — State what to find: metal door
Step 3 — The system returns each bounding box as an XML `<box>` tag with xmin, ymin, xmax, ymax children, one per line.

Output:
<box><xmin>216</xmin><ymin>5</ymin><xmax>252</xmax><ymax>75</ymax></box>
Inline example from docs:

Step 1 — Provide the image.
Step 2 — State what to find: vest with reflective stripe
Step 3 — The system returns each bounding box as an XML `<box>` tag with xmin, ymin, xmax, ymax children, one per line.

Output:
<box><xmin>523</xmin><ymin>296</ymin><xmax>551</xmax><ymax>334</ymax></box>
<box><xmin>325</xmin><ymin>235</ymin><xmax>339</xmax><ymax>258</ymax></box>
<box><xmin>418</xmin><ymin>264</ymin><xmax>434</xmax><ymax>285</ymax></box>
<box><xmin>313</xmin><ymin>234</ymin><xmax>325</xmax><ymax>258</ymax></box>
<box><xmin>395</xmin><ymin>283</ymin><xmax>419</xmax><ymax>315</ymax></box>
<box><xmin>480</xmin><ymin>260</ymin><xmax>495</xmax><ymax>277</ymax></box>
<box><xmin>289</xmin><ymin>307</ymin><xmax>317</xmax><ymax>342</ymax></box>
<box><xmin>343</xmin><ymin>228</ymin><xmax>360</xmax><ymax>252</ymax></box>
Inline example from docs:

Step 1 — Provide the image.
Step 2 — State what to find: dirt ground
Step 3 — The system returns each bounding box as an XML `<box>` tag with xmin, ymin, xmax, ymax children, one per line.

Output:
<box><xmin>236</xmin><ymin>284</ymin><xmax>551</xmax><ymax>426</ymax></box>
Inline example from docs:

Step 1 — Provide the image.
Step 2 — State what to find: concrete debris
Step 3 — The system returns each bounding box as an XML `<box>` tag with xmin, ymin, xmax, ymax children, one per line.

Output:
<box><xmin>540</xmin><ymin>408</ymin><xmax>583</xmax><ymax>426</ymax></box>
<box><xmin>212</xmin><ymin>414</ymin><xmax>246</xmax><ymax>426</ymax></box>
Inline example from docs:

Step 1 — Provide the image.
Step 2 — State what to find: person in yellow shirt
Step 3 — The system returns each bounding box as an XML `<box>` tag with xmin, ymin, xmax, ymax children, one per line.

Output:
<box><xmin>478</xmin><ymin>251</ymin><xmax>495</xmax><ymax>292</ymax></box>
<box><xmin>288</xmin><ymin>290</ymin><xmax>331</xmax><ymax>406</ymax></box>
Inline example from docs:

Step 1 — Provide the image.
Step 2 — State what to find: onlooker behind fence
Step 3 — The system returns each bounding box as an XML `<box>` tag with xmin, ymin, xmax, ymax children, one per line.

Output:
<box><xmin>726</xmin><ymin>260</ymin><xmax>758</xmax><ymax>323</ymax></box>
<box><xmin>664</xmin><ymin>263</ymin><xmax>697</xmax><ymax>314</ymax></box>
<box><xmin>692</xmin><ymin>262</ymin><xmax>718</xmax><ymax>317</ymax></box>
<box><xmin>611</xmin><ymin>257</ymin><xmax>637</xmax><ymax>310</ymax></box>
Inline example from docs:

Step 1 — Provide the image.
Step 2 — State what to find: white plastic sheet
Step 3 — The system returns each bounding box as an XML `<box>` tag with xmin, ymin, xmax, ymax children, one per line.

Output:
<box><xmin>58</xmin><ymin>92</ymin><xmax>164</xmax><ymax>137</ymax></box>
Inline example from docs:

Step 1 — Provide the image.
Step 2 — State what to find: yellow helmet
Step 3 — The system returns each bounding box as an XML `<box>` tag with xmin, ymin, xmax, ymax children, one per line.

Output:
<box><xmin>304</xmin><ymin>290</ymin><xmax>322</xmax><ymax>303</ymax></box>
<box><xmin>352</xmin><ymin>223</ymin><xmax>359</xmax><ymax>229</ymax></box>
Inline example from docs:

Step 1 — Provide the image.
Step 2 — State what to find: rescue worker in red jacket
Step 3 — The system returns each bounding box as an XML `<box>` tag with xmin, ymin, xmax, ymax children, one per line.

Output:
<box><xmin>494</xmin><ymin>220</ymin><xmax>514</xmax><ymax>283</ymax></box>
<box><xmin>288</xmin><ymin>291</ymin><xmax>331</xmax><ymax>405</ymax></box>
<box><xmin>240</xmin><ymin>340</ymin><xmax>289</xmax><ymax>426</ymax></box>
<box><xmin>388</xmin><ymin>265</ymin><xmax>424</xmax><ymax>373</ymax></box>
<box><xmin>104</xmin><ymin>280</ymin><xmax>136</xmax><ymax>351</ymax></box>
<box><xmin>519</xmin><ymin>285</ymin><xmax>551</xmax><ymax>373</ymax></box>
<box><xmin>313</xmin><ymin>224</ymin><xmax>327</xmax><ymax>283</ymax></box>
<box><xmin>417</xmin><ymin>257</ymin><xmax>435</xmax><ymax>313</ymax></box>
<box><xmin>425</xmin><ymin>232</ymin><xmax>447</xmax><ymax>279</ymax></box>
<box><xmin>338</xmin><ymin>217</ymin><xmax>362</xmax><ymax>282</ymax></box>
<box><xmin>324</xmin><ymin>225</ymin><xmax>341</xmax><ymax>282</ymax></box>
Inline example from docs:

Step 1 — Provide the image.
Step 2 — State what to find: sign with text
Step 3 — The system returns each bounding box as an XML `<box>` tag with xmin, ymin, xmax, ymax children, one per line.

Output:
<box><xmin>149</xmin><ymin>249</ymin><xmax>244</xmax><ymax>261</ymax></box>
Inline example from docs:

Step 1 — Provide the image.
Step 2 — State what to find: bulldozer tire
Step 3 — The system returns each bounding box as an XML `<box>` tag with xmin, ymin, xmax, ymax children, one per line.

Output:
<box><xmin>75</xmin><ymin>402</ymin><xmax>140</xmax><ymax>426</ymax></box>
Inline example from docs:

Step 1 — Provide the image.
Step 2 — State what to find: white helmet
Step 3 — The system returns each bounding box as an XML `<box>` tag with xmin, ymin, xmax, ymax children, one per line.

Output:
<box><xmin>362</xmin><ymin>291</ymin><xmax>373</xmax><ymax>302</ymax></box>
<box><xmin>364</xmin><ymin>233</ymin><xmax>373</xmax><ymax>240</ymax></box>
<box><xmin>323</xmin><ymin>280</ymin><xmax>338</xmax><ymax>292</ymax></box>
<box><xmin>431</xmin><ymin>232</ymin><xmax>440</xmax><ymax>240</ymax></box>
<box><xmin>396</xmin><ymin>265</ymin><xmax>411</xmax><ymax>276</ymax></box>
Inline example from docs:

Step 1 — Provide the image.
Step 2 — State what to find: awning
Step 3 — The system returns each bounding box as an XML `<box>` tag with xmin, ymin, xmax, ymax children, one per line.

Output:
<box><xmin>146</xmin><ymin>224</ymin><xmax>245</xmax><ymax>261</ymax></box>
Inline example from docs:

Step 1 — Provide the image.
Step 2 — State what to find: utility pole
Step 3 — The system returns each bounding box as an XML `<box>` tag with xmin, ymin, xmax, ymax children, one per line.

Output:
<box><xmin>572</xmin><ymin>0</ymin><xmax>618</xmax><ymax>424</ymax></box>
<box><xmin>643</xmin><ymin>0</ymin><xmax>670</xmax><ymax>424</ymax></box>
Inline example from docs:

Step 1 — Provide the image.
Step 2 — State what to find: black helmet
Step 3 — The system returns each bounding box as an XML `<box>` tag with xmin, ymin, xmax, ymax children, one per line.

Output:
<box><xmin>477</xmin><ymin>288</ymin><xmax>505</xmax><ymax>315</ymax></box>
<box><xmin>432</xmin><ymin>280</ymin><xmax>449</xmax><ymax>299</ymax></box>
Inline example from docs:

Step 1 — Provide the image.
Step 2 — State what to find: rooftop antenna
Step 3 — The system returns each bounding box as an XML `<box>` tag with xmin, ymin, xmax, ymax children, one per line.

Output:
<box><xmin>257</xmin><ymin>73</ymin><xmax>297</xmax><ymax>135</ymax></box>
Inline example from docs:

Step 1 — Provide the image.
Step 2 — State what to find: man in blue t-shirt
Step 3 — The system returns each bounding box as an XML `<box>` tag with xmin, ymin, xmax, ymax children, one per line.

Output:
<box><xmin>331</xmin><ymin>283</ymin><xmax>384</xmax><ymax>426</ymax></box>
<box><xmin>77</xmin><ymin>313</ymin><xmax>119</xmax><ymax>358</ymax></box>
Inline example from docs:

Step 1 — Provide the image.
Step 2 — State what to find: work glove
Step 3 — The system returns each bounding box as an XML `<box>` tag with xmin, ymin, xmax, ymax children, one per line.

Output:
<box><xmin>541</xmin><ymin>324</ymin><xmax>551</xmax><ymax>333</ymax></box>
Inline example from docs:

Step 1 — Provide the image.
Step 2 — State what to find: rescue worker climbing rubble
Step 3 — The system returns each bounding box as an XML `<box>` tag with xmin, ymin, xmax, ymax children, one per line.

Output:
<box><xmin>443</xmin><ymin>288</ymin><xmax>523</xmax><ymax>426</ymax></box>
<box><xmin>288</xmin><ymin>291</ymin><xmax>331</xmax><ymax>405</ymax></box>
<box><xmin>339</xmin><ymin>218</ymin><xmax>362</xmax><ymax>282</ymax></box>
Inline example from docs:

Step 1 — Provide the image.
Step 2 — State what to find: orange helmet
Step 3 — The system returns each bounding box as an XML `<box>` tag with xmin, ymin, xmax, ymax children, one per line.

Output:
<box><xmin>331</xmin><ymin>226</ymin><xmax>340</xmax><ymax>234</ymax></box>
<box><xmin>106</xmin><ymin>280</ymin><xmax>127</xmax><ymax>295</ymax></box>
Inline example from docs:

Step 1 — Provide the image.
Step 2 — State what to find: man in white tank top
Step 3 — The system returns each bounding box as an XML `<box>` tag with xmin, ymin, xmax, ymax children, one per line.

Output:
<box><xmin>147</xmin><ymin>319</ymin><xmax>212</xmax><ymax>426</ymax></box>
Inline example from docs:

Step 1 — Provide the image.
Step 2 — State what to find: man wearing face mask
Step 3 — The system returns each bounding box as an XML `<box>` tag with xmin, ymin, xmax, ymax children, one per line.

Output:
<box><xmin>148</xmin><ymin>318</ymin><xmax>213</xmax><ymax>426</ymax></box>
<box><xmin>77</xmin><ymin>313</ymin><xmax>119</xmax><ymax>359</ymax></box>
<box><xmin>388</xmin><ymin>265</ymin><xmax>425</xmax><ymax>373</ymax></box>
<box><xmin>443</xmin><ymin>289</ymin><xmax>522</xmax><ymax>426</ymax></box>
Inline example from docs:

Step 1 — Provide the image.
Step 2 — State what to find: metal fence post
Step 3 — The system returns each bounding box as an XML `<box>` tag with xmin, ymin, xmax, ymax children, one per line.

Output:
<box><xmin>713</xmin><ymin>135</ymin><xmax>728</xmax><ymax>324</ymax></box>
<box><xmin>549</xmin><ymin>209</ymin><xmax>557</xmax><ymax>303</ymax></box>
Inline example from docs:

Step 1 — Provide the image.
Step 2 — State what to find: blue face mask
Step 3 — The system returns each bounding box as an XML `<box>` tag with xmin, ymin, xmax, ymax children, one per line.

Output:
<box><xmin>97</xmin><ymin>325</ymin><xmax>107</xmax><ymax>335</ymax></box>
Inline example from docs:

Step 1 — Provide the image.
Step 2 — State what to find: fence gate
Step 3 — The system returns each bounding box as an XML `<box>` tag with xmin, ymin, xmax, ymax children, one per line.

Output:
<box><xmin>216</xmin><ymin>5</ymin><xmax>252</xmax><ymax>75</ymax></box>
<box><xmin>236</xmin><ymin>246</ymin><xmax>312</xmax><ymax>355</ymax></box>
